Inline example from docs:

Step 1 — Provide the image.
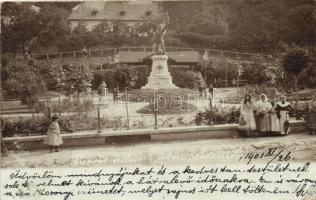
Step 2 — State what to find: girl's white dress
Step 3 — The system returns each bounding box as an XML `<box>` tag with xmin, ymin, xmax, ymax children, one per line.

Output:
<box><xmin>238</xmin><ymin>101</ymin><xmax>256</xmax><ymax>131</ymax></box>
<box><xmin>275</xmin><ymin>102</ymin><xmax>292</xmax><ymax>135</ymax></box>
<box><xmin>255</xmin><ymin>95</ymin><xmax>272</xmax><ymax>133</ymax></box>
<box><xmin>270</xmin><ymin>104</ymin><xmax>281</xmax><ymax>135</ymax></box>
<box><xmin>46</xmin><ymin>121</ymin><xmax>63</xmax><ymax>146</ymax></box>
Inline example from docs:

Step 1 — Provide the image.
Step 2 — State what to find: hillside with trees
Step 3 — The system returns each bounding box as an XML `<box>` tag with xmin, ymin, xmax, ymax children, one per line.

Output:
<box><xmin>1</xmin><ymin>1</ymin><xmax>315</xmax><ymax>55</ymax></box>
<box><xmin>1</xmin><ymin>0</ymin><xmax>315</xmax><ymax>101</ymax></box>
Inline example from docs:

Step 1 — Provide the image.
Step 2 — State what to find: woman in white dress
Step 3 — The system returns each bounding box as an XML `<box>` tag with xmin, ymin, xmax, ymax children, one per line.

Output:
<box><xmin>45</xmin><ymin>115</ymin><xmax>63</xmax><ymax>152</ymax></box>
<box><xmin>270</xmin><ymin>99</ymin><xmax>281</xmax><ymax>136</ymax></box>
<box><xmin>275</xmin><ymin>95</ymin><xmax>293</xmax><ymax>135</ymax></box>
<box><xmin>238</xmin><ymin>94</ymin><xmax>256</xmax><ymax>137</ymax></box>
<box><xmin>255</xmin><ymin>94</ymin><xmax>272</xmax><ymax>136</ymax></box>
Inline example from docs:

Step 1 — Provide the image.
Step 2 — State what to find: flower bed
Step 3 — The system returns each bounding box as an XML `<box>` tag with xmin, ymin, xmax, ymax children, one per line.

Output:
<box><xmin>137</xmin><ymin>101</ymin><xmax>198</xmax><ymax>114</ymax></box>
<box><xmin>121</xmin><ymin>88</ymin><xmax>200</xmax><ymax>103</ymax></box>
<box><xmin>194</xmin><ymin>106</ymin><xmax>240</xmax><ymax>125</ymax></box>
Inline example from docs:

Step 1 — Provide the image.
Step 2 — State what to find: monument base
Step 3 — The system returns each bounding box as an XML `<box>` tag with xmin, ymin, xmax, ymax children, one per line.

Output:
<box><xmin>142</xmin><ymin>54</ymin><xmax>178</xmax><ymax>89</ymax></box>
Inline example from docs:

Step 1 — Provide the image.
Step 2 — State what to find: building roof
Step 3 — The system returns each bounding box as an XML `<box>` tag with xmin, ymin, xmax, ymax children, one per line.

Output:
<box><xmin>68</xmin><ymin>1</ymin><xmax>164</xmax><ymax>21</ymax></box>
<box><xmin>117</xmin><ymin>51</ymin><xmax>201</xmax><ymax>64</ymax></box>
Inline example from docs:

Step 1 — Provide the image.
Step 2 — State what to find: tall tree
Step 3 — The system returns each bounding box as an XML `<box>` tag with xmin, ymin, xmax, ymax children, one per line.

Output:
<box><xmin>3</xmin><ymin>59</ymin><xmax>47</xmax><ymax>106</ymax></box>
<box><xmin>60</xmin><ymin>64</ymin><xmax>93</xmax><ymax>97</ymax></box>
<box><xmin>1</xmin><ymin>2</ymin><xmax>70</xmax><ymax>54</ymax></box>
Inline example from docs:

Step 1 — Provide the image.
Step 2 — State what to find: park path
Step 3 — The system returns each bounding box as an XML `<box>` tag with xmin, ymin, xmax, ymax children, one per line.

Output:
<box><xmin>1</xmin><ymin>133</ymin><xmax>315</xmax><ymax>168</ymax></box>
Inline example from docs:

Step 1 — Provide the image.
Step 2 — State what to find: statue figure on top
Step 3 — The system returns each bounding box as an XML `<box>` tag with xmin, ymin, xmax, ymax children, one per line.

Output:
<box><xmin>152</xmin><ymin>12</ymin><xmax>169</xmax><ymax>55</ymax></box>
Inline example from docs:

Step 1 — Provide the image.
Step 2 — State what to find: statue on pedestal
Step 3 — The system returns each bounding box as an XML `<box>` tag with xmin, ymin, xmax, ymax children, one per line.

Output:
<box><xmin>153</xmin><ymin>12</ymin><xmax>169</xmax><ymax>55</ymax></box>
<box><xmin>143</xmin><ymin>12</ymin><xmax>177</xmax><ymax>89</ymax></box>
<box><xmin>98</xmin><ymin>81</ymin><xmax>107</xmax><ymax>96</ymax></box>
<box><xmin>97</xmin><ymin>81</ymin><xmax>107</xmax><ymax>112</ymax></box>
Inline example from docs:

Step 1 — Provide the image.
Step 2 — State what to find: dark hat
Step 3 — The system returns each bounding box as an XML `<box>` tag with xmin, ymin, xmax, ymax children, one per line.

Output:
<box><xmin>52</xmin><ymin>114</ymin><xmax>59</xmax><ymax>121</ymax></box>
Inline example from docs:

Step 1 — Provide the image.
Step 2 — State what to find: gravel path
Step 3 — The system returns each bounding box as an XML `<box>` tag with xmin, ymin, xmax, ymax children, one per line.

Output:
<box><xmin>1</xmin><ymin>134</ymin><xmax>315</xmax><ymax>168</ymax></box>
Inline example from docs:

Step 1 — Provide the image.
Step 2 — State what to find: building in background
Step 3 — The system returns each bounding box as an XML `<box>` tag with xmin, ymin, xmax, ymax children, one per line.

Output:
<box><xmin>68</xmin><ymin>1</ymin><xmax>164</xmax><ymax>34</ymax></box>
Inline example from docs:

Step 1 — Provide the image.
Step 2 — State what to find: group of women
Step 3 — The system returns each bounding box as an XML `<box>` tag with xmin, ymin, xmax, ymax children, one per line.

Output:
<box><xmin>238</xmin><ymin>94</ymin><xmax>294</xmax><ymax>137</ymax></box>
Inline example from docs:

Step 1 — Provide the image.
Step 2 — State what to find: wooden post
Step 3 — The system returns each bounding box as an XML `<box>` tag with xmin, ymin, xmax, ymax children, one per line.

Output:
<box><xmin>225</xmin><ymin>62</ymin><xmax>228</xmax><ymax>88</ymax></box>
<box><xmin>58</xmin><ymin>94</ymin><xmax>61</xmax><ymax>116</ymax></box>
<box><xmin>47</xmin><ymin>107</ymin><xmax>51</xmax><ymax>120</ymax></box>
<box><xmin>125</xmin><ymin>88</ymin><xmax>130</xmax><ymax>130</ymax></box>
<box><xmin>209</xmin><ymin>94</ymin><xmax>213</xmax><ymax>126</ymax></box>
<box><xmin>154</xmin><ymin>98</ymin><xmax>158</xmax><ymax>129</ymax></box>
<box><xmin>295</xmin><ymin>76</ymin><xmax>299</xmax><ymax>119</ymax></box>
<box><xmin>154</xmin><ymin>108</ymin><xmax>158</xmax><ymax>129</ymax></box>
<box><xmin>237</xmin><ymin>66</ymin><xmax>240</xmax><ymax>99</ymax></box>
<box><xmin>97</xmin><ymin>106</ymin><xmax>101</xmax><ymax>133</ymax></box>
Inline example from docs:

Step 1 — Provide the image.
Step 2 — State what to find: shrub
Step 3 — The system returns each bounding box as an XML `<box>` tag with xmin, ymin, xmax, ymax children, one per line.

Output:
<box><xmin>194</xmin><ymin>112</ymin><xmax>204</xmax><ymax>125</ymax></box>
<box><xmin>2</xmin><ymin>119</ymin><xmax>50</xmax><ymax>137</ymax></box>
<box><xmin>194</xmin><ymin>106</ymin><xmax>240</xmax><ymax>125</ymax></box>
<box><xmin>2</xmin><ymin>117</ymin><xmax>74</xmax><ymax>138</ymax></box>
<box><xmin>171</xmin><ymin>69</ymin><xmax>205</xmax><ymax>89</ymax></box>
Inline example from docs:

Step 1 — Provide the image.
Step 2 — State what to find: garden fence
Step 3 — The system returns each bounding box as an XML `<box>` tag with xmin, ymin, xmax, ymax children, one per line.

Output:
<box><xmin>29</xmin><ymin>46</ymin><xmax>272</xmax><ymax>63</ymax></box>
<box><xmin>1</xmin><ymin>93</ymin><xmax>309</xmax><ymax>138</ymax></box>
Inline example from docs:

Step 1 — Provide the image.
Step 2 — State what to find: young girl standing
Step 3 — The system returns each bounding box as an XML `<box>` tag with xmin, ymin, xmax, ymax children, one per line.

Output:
<box><xmin>46</xmin><ymin>115</ymin><xmax>63</xmax><ymax>152</ymax></box>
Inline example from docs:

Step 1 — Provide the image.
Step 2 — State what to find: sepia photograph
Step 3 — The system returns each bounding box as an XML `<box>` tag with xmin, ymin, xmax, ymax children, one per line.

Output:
<box><xmin>0</xmin><ymin>0</ymin><xmax>316</xmax><ymax>199</ymax></box>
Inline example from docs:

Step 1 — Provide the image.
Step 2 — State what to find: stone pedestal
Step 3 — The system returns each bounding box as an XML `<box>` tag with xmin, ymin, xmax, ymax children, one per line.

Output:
<box><xmin>143</xmin><ymin>54</ymin><xmax>177</xmax><ymax>89</ymax></box>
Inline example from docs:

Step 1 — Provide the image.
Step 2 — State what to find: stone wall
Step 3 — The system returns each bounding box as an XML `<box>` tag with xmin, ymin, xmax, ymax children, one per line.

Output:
<box><xmin>3</xmin><ymin>121</ymin><xmax>307</xmax><ymax>151</ymax></box>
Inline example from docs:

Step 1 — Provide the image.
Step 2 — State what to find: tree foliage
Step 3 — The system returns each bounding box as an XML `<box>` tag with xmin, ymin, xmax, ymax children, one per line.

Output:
<box><xmin>241</xmin><ymin>56</ymin><xmax>280</xmax><ymax>86</ymax></box>
<box><xmin>282</xmin><ymin>47</ymin><xmax>309</xmax><ymax>75</ymax></box>
<box><xmin>2</xmin><ymin>1</ymin><xmax>314</xmax><ymax>54</ymax></box>
<box><xmin>282</xmin><ymin>47</ymin><xmax>315</xmax><ymax>89</ymax></box>
<box><xmin>1</xmin><ymin>2</ymin><xmax>70</xmax><ymax>54</ymax></box>
<box><xmin>2</xmin><ymin>58</ymin><xmax>47</xmax><ymax>105</ymax></box>
<box><xmin>161</xmin><ymin>0</ymin><xmax>315</xmax><ymax>53</ymax></box>
<box><xmin>47</xmin><ymin>60</ymin><xmax>66</xmax><ymax>90</ymax></box>
<box><xmin>58</xmin><ymin>64</ymin><xmax>93</xmax><ymax>96</ymax></box>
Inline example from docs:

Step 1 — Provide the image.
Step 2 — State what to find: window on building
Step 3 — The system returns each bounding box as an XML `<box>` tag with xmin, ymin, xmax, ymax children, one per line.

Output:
<box><xmin>91</xmin><ymin>10</ymin><xmax>98</xmax><ymax>15</ymax></box>
<box><xmin>119</xmin><ymin>11</ymin><xmax>126</xmax><ymax>16</ymax></box>
<box><xmin>145</xmin><ymin>11</ymin><xmax>152</xmax><ymax>16</ymax></box>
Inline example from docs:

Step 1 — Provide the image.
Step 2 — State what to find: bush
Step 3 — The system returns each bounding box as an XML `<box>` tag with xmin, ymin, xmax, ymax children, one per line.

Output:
<box><xmin>2</xmin><ymin>117</ymin><xmax>73</xmax><ymax>138</ymax></box>
<box><xmin>3</xmin><ymin>59</ymin><xmax>48</xmax><ymax>101</ymax></box>
<box><xmin>171</xmin><ymin>69</ymin><xmax>205</xmax><ymax>89</ymax></box>
<box><xmin>2</xmin><ymin>119</ymin><xmax>50</xmax><ymax>137</ymax></box>
<box><xmin>194</xmin><ymin>106</ymin><xmax>240</xmax><ymax>125</ymax></box>
<box><xmin>194</xmin><ymin>112</ymin><xmax>204</xmax><ymax>125</ymax></box>
<box><xmin>282</xmin><ymin>48</ymin><xmax>309</xmax><ymax>75</ymax></box>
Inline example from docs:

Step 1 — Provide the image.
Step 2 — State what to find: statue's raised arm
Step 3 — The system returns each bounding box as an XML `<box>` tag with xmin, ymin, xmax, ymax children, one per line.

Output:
<box><xmin>153</xmin><ymin>12</ymin><xmax>170</xmax><ymax>55</ymax></box>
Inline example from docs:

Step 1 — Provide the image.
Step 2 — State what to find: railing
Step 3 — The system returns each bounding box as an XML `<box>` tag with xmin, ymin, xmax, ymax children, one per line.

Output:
<box><xmin>214</xmin><ymin>80</ymin><xmax>248</xmax><ymax>88</ymax></box>
<box><xmin>29</xmin><ymin>46</ymin><xmax>270</xmax><ymax>61</ymax></box>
